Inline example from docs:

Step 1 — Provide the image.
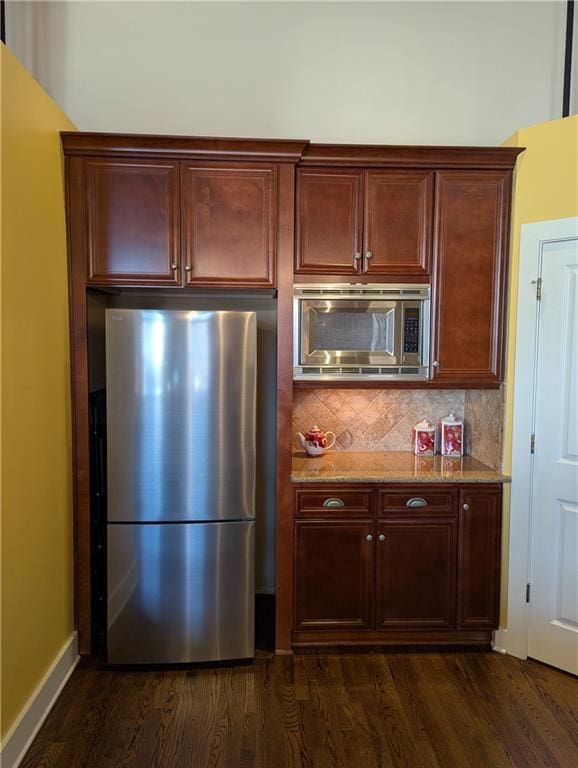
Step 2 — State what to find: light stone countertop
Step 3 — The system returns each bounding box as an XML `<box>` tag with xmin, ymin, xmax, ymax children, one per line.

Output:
<box><xmin>291</xmin><ymin>451</ymin><xmax>510</xmax><ymax>484</ymax></box>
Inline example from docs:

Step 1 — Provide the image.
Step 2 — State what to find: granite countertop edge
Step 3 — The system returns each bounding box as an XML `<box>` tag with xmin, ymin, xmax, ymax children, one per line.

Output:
<box><xmin>290</xmin><ymin>451</ymin><xmax>510</xmax><ymax>484</ymax></box>
<box><xmin>290</xmin><ymin>473</ymin><xmax>511</xmax><ymax>484</ymax></box>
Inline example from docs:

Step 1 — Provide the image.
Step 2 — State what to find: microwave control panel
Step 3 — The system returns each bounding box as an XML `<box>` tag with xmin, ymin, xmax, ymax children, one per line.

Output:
<box><xmin>402</xmin><ymin>307</ymin><xmax>421</xmax><ymax>363</ymax></box>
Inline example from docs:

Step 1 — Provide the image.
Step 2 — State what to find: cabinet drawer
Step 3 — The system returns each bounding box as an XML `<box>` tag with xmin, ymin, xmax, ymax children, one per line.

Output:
<box><xmin>295</xmin><ymin>488</ymin><xmax>373</xmax><ymax>516</ymax></box>
<box><xmin>378</xmin><ymin>487</ymin><xmax>457</xmax><ymax>516</ymax></box>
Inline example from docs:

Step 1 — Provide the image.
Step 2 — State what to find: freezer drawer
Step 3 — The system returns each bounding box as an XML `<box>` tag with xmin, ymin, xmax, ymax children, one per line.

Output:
<box><xmin>107</xmin><ymin>521</ymin><xmax>254</xmax><ymax>664</ymax></box>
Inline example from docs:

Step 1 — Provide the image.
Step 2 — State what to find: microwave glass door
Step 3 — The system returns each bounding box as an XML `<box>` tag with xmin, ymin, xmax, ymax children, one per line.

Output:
<box><xmin>300</xmin><ymin>300</ymin><xmax>401</xmax><ymax>366</ymax></box>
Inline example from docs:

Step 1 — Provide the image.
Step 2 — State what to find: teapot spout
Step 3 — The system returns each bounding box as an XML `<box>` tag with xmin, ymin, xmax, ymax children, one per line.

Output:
<box><xmin>297</xmin><ymin>432</ymin><xmax>306</xmax><ymax>449</ymax></box>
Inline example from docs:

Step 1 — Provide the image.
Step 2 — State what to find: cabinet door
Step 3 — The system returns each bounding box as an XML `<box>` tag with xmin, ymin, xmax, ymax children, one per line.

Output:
<box><xmin>85</xmin><ymin>159</ymin><xmax>180</xmax><ymax>286</ymax></box>
<box><xmin>457</xmin><ymin>488</ymin><xmax>502</xmax><ymax>629</ymax></box>
<box><xmin>295</xmin><ymin>169</ymin><xmax>363</xmax><ymax>275</ymax></box>
<box><xmin>363</xmin><ymin>170</ymin><xmax>433</xmax><ymax>278</ymax></box>
<box><xmin>431</xmin><ymin>170</ymin><xmax>511</xmax><ymax>385</ymax></box>
<box><xmin>375</xmin><ymin>518</ymin><xmax>456</xmax><ymax>628</ymax></box>
<box><xmin>294</xmin><ymin>520</ymin><xmax>373</xmax><ymax>630</ymax></box>
<box><xmin>181</xmin><ymin>163</ymin><xmax>277</xmax><ymax>286</ymax></box>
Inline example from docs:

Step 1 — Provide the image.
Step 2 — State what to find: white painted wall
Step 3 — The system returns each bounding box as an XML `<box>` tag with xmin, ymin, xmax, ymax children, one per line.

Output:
<box><xmin>6</xmin><ymin>1</ymin><xmax>574</xmax><ymax>145</ymax></box>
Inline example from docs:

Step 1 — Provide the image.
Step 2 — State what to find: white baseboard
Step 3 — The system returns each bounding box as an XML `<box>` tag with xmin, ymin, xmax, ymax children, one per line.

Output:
<box><xmin>1</xmin><ymin>632</ymin><xmax>79</xmax><ymax>768</ymax></box>
<box><xmin>492</xmin><ymin>629</ymin><xmax>508</xmax><ymax>654</ymax></box>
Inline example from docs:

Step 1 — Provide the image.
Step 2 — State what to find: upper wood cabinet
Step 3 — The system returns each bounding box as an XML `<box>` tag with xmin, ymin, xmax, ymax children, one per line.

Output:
<box><xmin>61</xmin><ymin>134</ymin><xmax>309</xmax><ymax>292</ymax></box>
<box><xmin>181</xmin><ymin>163</ymin><xmax>277</xmax><ymax>287</ymax></box>
<box><xmin>295</xmin><ymin>169</ymin><xmax>363</xmax><ymax>275</ymax></box>
<box><xmin>295</xmin><ymin>168</ymin><xmax>433</xmax><ymax>278</ymax></box>
<box><xmin>363</xmin><ymin>171</ymin><xmax>433</xmax><ymax>277</ymax></box>
<box><xmin>85</xmin><ymin>159</ymin><xmax>180</xmax><ymax>286</ymax></box>
<box><xmin>431</xmin><ymin>170</ymin><xmax>511</xmax><ymax>386</ymax></box>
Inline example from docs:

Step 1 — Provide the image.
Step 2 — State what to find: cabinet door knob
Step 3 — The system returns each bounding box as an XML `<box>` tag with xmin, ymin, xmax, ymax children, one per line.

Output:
<box><xmin>354</xmin><ymin>252</ymin><xmax>362</xmax><ymax>261</ymax></box>
<box><xmin>185</xmin><ymin>265</ymin><xmax>192</xmax><ymax>272</ymax></box>
<box><xmin>365</xmin><ymin>251</ymin><xmax>373</xmax><ymax>260</ymax></box>
<box><xmin>366</xmin><ymin>534</ymin><xmax>373</xmax><ymax>542</ymax></box>
<box><xmin>378</xmin><ymin>534</ymin><xmax>386</xmax><ymax>542</ymax></box>
<box><xmin>463</xmin><ymin>503</ymin><xmax>470</xmax><ymax>511</ymax></box>
<box><xmin>323</xmin><ymin>498</ymin><xmax>344</xmax><ymax>508</ymax></box>
<box><xmin>171</xmin><ymin>263</ymin><xmax>178</xmax><ymax>270</ymax></box>
<box><xmin>432</xmin><ymin>360</ymin><xmax>439</xmax><ymax>368</ymax></box>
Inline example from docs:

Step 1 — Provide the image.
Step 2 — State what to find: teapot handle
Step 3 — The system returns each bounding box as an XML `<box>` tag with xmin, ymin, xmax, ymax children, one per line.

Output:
<box><xmin>325</xmin><ymin>431</ymin><xmax>336</xmax><ymax>449</ymax></box>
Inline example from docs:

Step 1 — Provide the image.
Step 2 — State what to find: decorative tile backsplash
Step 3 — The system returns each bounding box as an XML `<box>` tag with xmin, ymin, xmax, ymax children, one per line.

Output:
<box><xmin>464</xmin><ymin>388</ymin><xmax>504</xmax><ymax>470</ymax></box>
<box><xmin>293</xmin><ymin>389</ymin><xmax>465</xmax><ymax>451</ymax></box>
<box><xmin>293</xmin><ymin>387</ymin><xmax>504</xmax><ymax>469</ymax></box>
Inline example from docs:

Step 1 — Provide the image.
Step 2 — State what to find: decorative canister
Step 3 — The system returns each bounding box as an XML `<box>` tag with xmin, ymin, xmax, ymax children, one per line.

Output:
<box><xmin>413</xmin><ymin>420</ymin><xmax>436</xmax><ymax>455</ymax></box>
<box><xmin>440</xmin><ymin>413</ymin><xmax>464</xmax><ymax>457</ymax></box>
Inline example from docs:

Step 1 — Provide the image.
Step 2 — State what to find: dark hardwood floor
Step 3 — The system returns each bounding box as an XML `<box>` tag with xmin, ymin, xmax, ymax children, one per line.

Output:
<box><xmin>21</xmin><ymin>650</ymin><xmax>577</xmax><ymax>768</ymax></box>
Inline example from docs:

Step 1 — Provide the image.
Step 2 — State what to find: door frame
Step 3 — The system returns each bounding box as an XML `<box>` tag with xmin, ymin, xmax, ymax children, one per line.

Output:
<box><xmin>496</xmin><ymin>216</ymin><xmax>578</xmax><ymax>659</ymax></box>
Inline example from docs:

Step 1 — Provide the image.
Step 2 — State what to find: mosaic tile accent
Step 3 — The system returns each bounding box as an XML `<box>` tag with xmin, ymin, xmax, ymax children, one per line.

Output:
<box><xmin>293</xmin><ymin>389</ymin><xmax>466</xmax><ymax>452</ymax></box>
<box><xmin>464</xmin><ymin>388</ymin><xmax>504</xmax><ymax>471</ymax></box>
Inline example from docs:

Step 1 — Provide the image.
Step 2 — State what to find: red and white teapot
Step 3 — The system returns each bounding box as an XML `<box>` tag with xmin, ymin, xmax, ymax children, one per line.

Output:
<box><xmin>297</xmin><ymin>425</ymin><xmax>336</xmax><ymax>457</ymax></box>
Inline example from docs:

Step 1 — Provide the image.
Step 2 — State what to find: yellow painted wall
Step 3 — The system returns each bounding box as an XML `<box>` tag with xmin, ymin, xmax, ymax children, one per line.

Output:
<box><xmin>500</xmin><ymin>116</ymin><xmax>578</xmax><ymax>623</ymax></box>
<box><xmin>1</xmin><ymin>45</ymin><xmax>76</xmax><ymax>738</ymax></box>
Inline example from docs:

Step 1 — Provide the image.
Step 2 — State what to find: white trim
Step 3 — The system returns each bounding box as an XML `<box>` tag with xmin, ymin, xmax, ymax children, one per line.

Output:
<box><xmin>492</xmin><ymin>628</ymin><xmax>509</xmax><ymax>654</ymax></box>
<box><xmin>504</xmin><ymin>216</ymin><xmax>578</xmax><ymax>659</ymax></box>
<box><xmin>0</xmin><ymin>633</ymin><xmax>79</xmax><ymax>768</ymax></box>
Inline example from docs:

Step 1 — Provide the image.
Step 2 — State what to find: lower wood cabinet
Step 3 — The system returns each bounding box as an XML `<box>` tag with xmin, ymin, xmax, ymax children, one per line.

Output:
<box><xmin>457</xmin><ymin>488</ymin><xmax>502</xmax><ymax>628</ymax></box>
<box><xmin>375</xmin><ymin>518</ymin><xmax>456</xmax><ymax>629</ymax></box>
<box><xmin>294</xmin><ymin>520</ymin><xmax>373</xmax><ymax>630</ymax></box>
<box><xmin>293</xmin><ymin>483</ymin><xmax>502</xmax><ymax>644</ymax></box>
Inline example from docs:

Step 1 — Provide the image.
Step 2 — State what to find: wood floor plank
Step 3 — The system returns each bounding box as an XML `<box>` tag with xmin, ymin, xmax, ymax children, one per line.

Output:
<box><xmin>18</xmin><ymin>651</ymin><xmax>578</xmax><ymax>768</ymax></box>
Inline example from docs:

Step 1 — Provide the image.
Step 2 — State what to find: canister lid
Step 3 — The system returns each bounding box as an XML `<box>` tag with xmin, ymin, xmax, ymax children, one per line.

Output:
<box><xmin>441</xmin><ymin>413</ymin><xmax>463</xmax><ymax>425</ymax></box>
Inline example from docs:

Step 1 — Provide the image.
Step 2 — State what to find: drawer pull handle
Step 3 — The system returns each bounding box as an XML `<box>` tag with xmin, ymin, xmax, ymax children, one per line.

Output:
<box><xmin>323</xmin><ymin>498</ymin><xmax>345</xmax><ymax>508</ymax></box>
<box><xmin>406</xmin><ymin>497</ymin><xmax>428</xmax><ymax>507</ymax></box>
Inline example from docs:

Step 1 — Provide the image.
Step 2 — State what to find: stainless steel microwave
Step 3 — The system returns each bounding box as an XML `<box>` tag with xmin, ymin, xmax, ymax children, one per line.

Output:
<box><xmin>293</xmin><ymin>284</ymin><xmax>430</xmax><ymax>381</ymax></box>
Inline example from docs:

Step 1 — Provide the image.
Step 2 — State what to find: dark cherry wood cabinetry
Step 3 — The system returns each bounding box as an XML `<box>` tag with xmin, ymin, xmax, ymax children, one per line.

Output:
<box><xmin>62</xmin><ymin>133</ymin><xmax>519</xmax><ymax>655</ymax></box>
<box><xmin>85</xmin><ymin>159</ymin><xmax>180</xmax><ymax>286</ymax></box>
<box><xmin>431</xmin><ymin>171</ymin><xmax>511</xmax><ymax>385</ymax></box>
<box><xmin>295</xmin><ymin>145</ymin><xmax>522</xmax><ymax>389</ymax></box>
<box><xmin>293</xmin><ymin>483</ymin><xmax>502</xmax><ymax>646</ymax></box>
<box><xmin>363</xmin><ymin>170</ymin><xmax>433</xmax><ymax>277</ymax></box>
<box><xmin>457</xmin><ymin>487</ymin><xmax>502</xmax><ymax>629</ymax></box>
<box><xmin>294</xmin><ymin>520</ymin><xmax>373</xmax><ymax>630</ymax></box>
<box><xmin>61</xmin><ymin>134</ymin><xmax>307</xmax><ymax>654</ymax></box>
<box><xmin>295</xmin><ymin>169</ymin><xmax>363</xmax><ymax>275</ymax></box>
<box><xmin>181</xmin><ymin>163</ymin><xmax>277</xmax><ymax>286</ymax></box>
<box><xmin>83</xmin><ymin>160</ymin><xmax>277</xmax><ymax>288</ymax></box>
<box><xmin>295</xmin><ymin>168</ymin><xmax>432</xmax><ymax>278</ymax></box>
<box><xmin>375</xmin><ymin>518</ymin><xmax>456</xmax><ymax>629</ymax></box>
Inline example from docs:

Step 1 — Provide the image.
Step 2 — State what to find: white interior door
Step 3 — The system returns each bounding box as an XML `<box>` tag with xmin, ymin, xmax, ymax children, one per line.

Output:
<box><xmin>528</xmin><ymin>237</ymin><xmax>578</xmax><ymax>674</ymax></box>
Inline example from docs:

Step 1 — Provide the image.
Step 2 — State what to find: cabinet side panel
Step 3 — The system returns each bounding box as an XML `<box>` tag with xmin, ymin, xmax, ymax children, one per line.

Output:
<box><xmin>66</xmin><ymin>156</ymin><xmax>92</xmax><ymax>653</ymax></box>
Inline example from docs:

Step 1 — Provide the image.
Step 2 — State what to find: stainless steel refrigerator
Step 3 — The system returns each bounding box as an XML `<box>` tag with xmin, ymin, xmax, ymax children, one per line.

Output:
<box><xmin>105</xmin><ymin>309</ymin><xmax>256</xmax><ymax>664</ymax></box>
